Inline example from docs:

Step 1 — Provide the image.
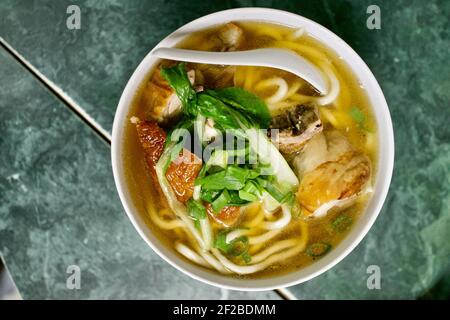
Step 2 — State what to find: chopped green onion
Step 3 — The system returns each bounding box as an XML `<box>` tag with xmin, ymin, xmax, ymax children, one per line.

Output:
<box><xmin>211</xmin><ymin>190</ymin><xmax>231</xmax><ymax>213</ymax></box>
<box><xmin>281</xmin><ymin>192</ymin><xmax>295</xmax><ymax>206</ymax></box>
<box><xmin>243</xmin><ymin>180</ymin><xmax>263</xmax><ymax>195</ymax></box>
<box><xmin>196</xmin><ymin>165</ymin><xmax>260</xmax><ymax>191</ymax></box>
<box><xmin>241</xmin><ymin>252</ymin><xmax>252</xmax><ymax>264</ymax></box>
<box><xmin>200</xmin><ymin>189</ymin><xmax>220</xmax><ymax>203</ymax></box>
<box><xmin>214</xmin><ymin>231</ymin><xmax>230</xmax><ymax>252</ymax></box>
<box><xmin>349</xmin><ymin>106</ymin><xmax>372</xmax><ymax>132</ymax></box>
<box><xmin>306</xmin><ymin>242</ymin><xmax>331</xmax><ymax>258</ymax></box>
<box><xmin>214</xmin><ymin>231</ymin><xmax>251</xmax><ymax>263</ymax></box>
<box><xmin>206</xmin><ymin>149</ymin><xmax>229</xmax><ymax>168</ymax></box>
<box><xmin>196</xmin><ymin>170</ymin><xmax>243</xmax><ymax>190</ymax></box>
<box><xmin>227</xmin><ymin>190</ymin><xmax>249</xmax><ymax>206</ymax></box>
<box><xmin>239</xmin><ymin>190</ymin><xmax>258</xmax><ymax>202</ymax></box>
<box><xmin>186</xmin><ymin>199</ymin><xmax>207</xmax><ymax>229</ymax></box>
<box><xmin>256</xmin><ymin>178</ymin><xmax>285</xmax><ymax>203</ymax></box>
<box><xmin>349</xmin><ymin>106</ymin><xmax>365</xmax><ymax>124</ymax></box>
<box><xmin>238</xmin><ymin>181</ymin><xmax>261</xmax><ymax>202</ymax></box>
<box><xmin>331</xmin><ymin>215</ymin><xmax>353</xmax><ymax>232</ymax></box>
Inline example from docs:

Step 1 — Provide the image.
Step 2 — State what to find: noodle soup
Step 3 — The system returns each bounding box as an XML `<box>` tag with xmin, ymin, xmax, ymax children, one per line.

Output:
<box><xmin>122</xmin><ymin>21</ymin><xmax>378</xmax><ymax>279</ymax></box>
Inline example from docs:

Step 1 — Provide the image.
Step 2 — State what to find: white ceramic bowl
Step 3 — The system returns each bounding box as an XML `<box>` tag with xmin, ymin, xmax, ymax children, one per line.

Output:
<box><xmin>111</xmin><ymin>8</ymin><xmax>394</xmax><ymax>291</ymax></box>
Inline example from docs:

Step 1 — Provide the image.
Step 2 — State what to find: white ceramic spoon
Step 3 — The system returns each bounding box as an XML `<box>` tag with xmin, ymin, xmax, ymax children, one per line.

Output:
<box><xmin>152</xmin><ymin>47</ymin><xmax>328</xmax><ymax>94</ymax></box>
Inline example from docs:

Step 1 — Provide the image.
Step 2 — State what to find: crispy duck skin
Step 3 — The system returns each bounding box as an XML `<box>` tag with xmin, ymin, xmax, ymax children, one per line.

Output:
<box><xmin>165</xmin><ymin>150</ymin><xmax>202</xmax><ymax>203</ymax></box>
<box><xmin>134</xmin><ymin>118</ymin><xmax>167</xmax><ymax>181</ymax></box>
<box><xmin>205</xmin><ymin>203</ymin><xmax>241</xmax><ymax>228</ymax></box>
<box><xmin>133</xmin><ymin>117</ymin><xmax>203</xmax><ymax>204</ymax></box>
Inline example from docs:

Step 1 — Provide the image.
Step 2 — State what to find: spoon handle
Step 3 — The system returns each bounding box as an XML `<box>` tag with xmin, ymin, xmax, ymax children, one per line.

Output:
<box><xmin>152</xmin><ymin>47</ymin><xmax>327</xmax><ymax>94</ymax></box>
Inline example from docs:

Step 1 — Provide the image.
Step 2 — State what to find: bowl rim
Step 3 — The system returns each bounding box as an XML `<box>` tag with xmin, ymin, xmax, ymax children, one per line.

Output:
<box><xmin>111</xmin><ymin>7</ymin><xmax>395</xmax><ymax>291</ymax></box>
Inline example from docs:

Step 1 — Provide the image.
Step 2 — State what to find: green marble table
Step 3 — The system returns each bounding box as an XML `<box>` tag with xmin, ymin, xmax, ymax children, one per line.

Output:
<box><xmin>0</xmin><ymin>0</ymin><xmax>449</xmax><ymax>299</ymax></box>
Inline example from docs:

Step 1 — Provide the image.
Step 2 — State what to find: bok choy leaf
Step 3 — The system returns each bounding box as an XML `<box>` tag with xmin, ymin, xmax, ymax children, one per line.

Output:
<box><xmin>207</xmin><ymin>87</ymin><xmax>271</xmax><ymax>128</ymax></box>
<box><xmin>160</xmin><ymin>63</ymin><xmax>197</xmax><ymax>115</ymax></box>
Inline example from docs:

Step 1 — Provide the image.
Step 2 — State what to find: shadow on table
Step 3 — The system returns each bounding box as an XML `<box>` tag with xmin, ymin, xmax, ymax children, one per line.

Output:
<box><xmin>419</xmin><ymin>270</ymin><xmax>450</xmax><ymax>300</ymax></box>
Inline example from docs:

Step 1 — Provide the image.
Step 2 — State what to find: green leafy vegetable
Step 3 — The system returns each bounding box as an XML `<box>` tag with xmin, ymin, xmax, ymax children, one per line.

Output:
<box><xmin>186</xmin><ymin>199</ymin><xmax>207</xmax><ymax>229</ymax></box>
<box><xmin>226</xmin><ymin>190</ymin><xmax>250</xmax><ymax>206</ymax></box>
<box><xmin>160</xmin><ymin>64</ymin><xmax>270</xmax><ymax>132</ymax></box>
<box><xmin>207</xmin><ymin>87</ymin><xmax>271</xmax><ymax>127</ymax></box>
<box><xmin>161</xmin><ymin>63</ymin><xmax>299</xmax><ymax>218</ymax></box>
<box><xmin>246</xmin><ymin>128</ymin><xmax>299</xmax><ymax>188</ymax></box>
<box><xmin>196</xmin><ymin>170</ymin><xmax>244</xmax><ymax>190</ymax></box>
<box><xmin>349</xmin><ymin>106</ymin><xmax>365</xmax><ymax>124</ymax></box>
<box><xmin>196</xmin><ymin>166</ymin><xmax>260</xmax><ymax>191</ymax></box>
<box><xmin>281</xmin><ymin>191</ymin><xmax>295</xmax><ymax>206</ymax></box>
<box><xmin>238</xmin><ymin>181</ymin><xmax>262</xmax><ymax>202</ymax></box>
<box><xmin>241</xmin><ymin>252</ymin><xmax>252</xmax><ymax>264</ymax></box>
<box><xmin>165</xmin><ymin>117</ymin><xmax>194</xmax><ymax>146</ymax></box>
<box><xmin>256</xmin><ymin>177</ymin><xmax>286</xmax><ymax>203</ymax></box>
<box><xmin>211</xmin><ymin>190</ymin><xmax>231</xmax><ymax>213</ymax></box>
<box><xmin>331</xmin><ymin>214</ymin><xmax>353</xmax><ymax>232</ymax></box>
<box><xmin>205</xmin><ymin>149</ymin><xmax>229</xmax><ymax>169</ymax></box>
<box><xmin>306</xmin><ymin>242</ymin><xmax>331</xmax><ymax>258</ymax></box>
<box><xmin>214</xmin><ymin>231</ymin><xmax>251</xmax><ymax>263</ymax></box>
<box><xmin>200</xmin><ymin>189</ymin><xmax>221</xmax><ymax>203</ymax></box>
<box><xmin>168</xmin><ymin>141</ymin><xmax>184</xmax><ymax>167</ymax></box>
<box><xmin>196</xmin><ymin>94</ymin><xmax>242</xmax><ymax>130</ymax></box>
<box><xmin>349</xmin><ymin>106</ymin><xmax>372</xmax><ymax>132</ymax></box>
<box><xmin>238</xmin><ymin>190</ymin><xmax>258</xmax><ymax>202</ymax></box>
<box><xmin>160</xmin><ymin>63</ymin><xmax>197</xmax><ymax>115</ymax></box>
<box><xmin>194</xmin><ymin>114</ymin><xmax>206</xmax><ymax>145</ymax></box>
